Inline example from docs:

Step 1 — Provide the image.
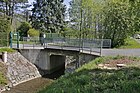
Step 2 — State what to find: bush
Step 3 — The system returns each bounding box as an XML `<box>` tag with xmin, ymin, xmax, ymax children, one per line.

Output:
<box><xmin>27</xmin><ymin>28</ymin><xmax>39</xmax><ymax>37</ymax></box>
<box><xmin>0</xmin><ymin>18</ymin><xmax>11</xmax><ymax>33</ymax></box>
<box><xmin>17</xmin><ymin>22</ymin><xmax>31</xmax><ymax>37</ymax></box>
<box><xmin>0</xmin><ymin>33</ymin><xmax>9</xmax><ymax>47</ymax></box>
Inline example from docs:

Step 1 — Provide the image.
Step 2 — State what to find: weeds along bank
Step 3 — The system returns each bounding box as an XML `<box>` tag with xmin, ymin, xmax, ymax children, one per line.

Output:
<box><xmin>39</xmin><ymin>56</ymin><xmax>140</xmax><ymax>93</ymax></box>
<box><xmin>0</xmin><ymin>48</ymin><xmax>41</xmax><ymax>92</ymax></box>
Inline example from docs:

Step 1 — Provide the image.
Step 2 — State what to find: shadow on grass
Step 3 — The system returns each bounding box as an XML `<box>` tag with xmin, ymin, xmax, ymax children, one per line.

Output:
<box><xmin>38</xmin><ymin>67</ymin><xmax>140</xmax><ymax>93</ymax></box>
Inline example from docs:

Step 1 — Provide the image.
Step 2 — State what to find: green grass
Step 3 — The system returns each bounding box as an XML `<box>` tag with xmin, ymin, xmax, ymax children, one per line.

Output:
<box><xmin>0</xmin><ymin>72</ymin><xmax>7</xmax><ymax>86</ymax></box>
<box><xmin>0</xmin><ymin>63</ymin><xmax>8</xmax><ymax>86</ymax></box>
<box><xmin>0</xmin><ymin>48</ymin><xmax>16</xmax><ymax>53</ymax></box>
<box><xmin>38</xmin><ymin>56</ymin><xmax>140</xmax><ymax>93</ymax></box>
<box><xmin>117</xmin><ymin>38</ymin><xmax>140</xmax><ymax>49</ymax></box>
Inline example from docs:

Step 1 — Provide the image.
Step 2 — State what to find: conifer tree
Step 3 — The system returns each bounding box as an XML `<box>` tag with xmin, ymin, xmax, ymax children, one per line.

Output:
<box><xmin>31</xmin><ymin>0</ymin><xmax>66</xmax><ymax>33</ymax></box>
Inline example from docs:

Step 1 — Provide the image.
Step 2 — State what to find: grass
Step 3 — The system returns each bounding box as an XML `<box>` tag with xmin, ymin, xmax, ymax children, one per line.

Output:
<box><xmin>0</xmin><ymin>48</ymin><xmax>15</xmax><ymax>53</ymax></box>
<box><xmin>0</xmin><ymin>72</ymin><xmax>7</xmax><ymax>86</ymax></box>
<box><xmin>117</xmin><ymin>38</ymin><xmax>140</xmax><ymax>49</ymax></box>
<box><xmin>38</xmin><ymin>56</ymin><xmax>140</xmax><ymax>93</ymax></box>
<box><xmin>0</xmin><ymin>63</ymin><xmax>8</xmax><ymax>86</ymax></box>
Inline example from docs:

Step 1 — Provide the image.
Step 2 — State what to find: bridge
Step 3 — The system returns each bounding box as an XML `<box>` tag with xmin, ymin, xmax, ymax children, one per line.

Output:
<box><xmin>12</xmin><ymin>37</ymin><xmax>111</xmax><ymax>56</ymax></box>
<box><xmin>11</xmin><ymin>37</ymin><xmax>111</xmax><ymax>74</ymax></box>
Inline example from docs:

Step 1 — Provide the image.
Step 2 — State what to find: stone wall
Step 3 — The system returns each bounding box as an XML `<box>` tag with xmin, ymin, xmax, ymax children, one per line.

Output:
<box><xmin>1</xmin><ymin>52</ymin><xmax>41</xmax><ymax>92</ymax></box>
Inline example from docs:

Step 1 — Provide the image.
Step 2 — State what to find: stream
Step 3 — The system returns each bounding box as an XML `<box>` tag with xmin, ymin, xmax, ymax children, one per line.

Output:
<box><xmin>2</xmin><ymin>63</ymin><xmax>76</xmax><ymax>93</ymax></box>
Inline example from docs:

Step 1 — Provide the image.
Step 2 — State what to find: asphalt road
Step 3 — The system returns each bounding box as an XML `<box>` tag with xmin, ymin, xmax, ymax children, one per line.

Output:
<box><xmin>13</xmin><ymin>42</ymin><xmax>140</xmax><ymax>57</ymax></box>
<box><xmin>102</xmin><ymin>49</ymin><xmax>140</xmax><ymax>57</ymax></box>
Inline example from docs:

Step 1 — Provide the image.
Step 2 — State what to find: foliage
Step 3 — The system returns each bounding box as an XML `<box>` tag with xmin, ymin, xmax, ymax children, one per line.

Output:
<box><xmin>116</xmin><ymin>38</ymin><xmax>140</xmax><ymax>49</ymax></box>
<box><xmin>27</xmin><ymin>28</ymin><xmax>39</xmax><ymax>37</ymax></box>
<box><xmin>31</xmin><ymin>0</ymin><xmax>66</xmax><ymax>33</ymax></box>
<box><xmin>38</xmin><ymin>56</ymin><xmax>140</xmax><ymax>93</ymax></box>
<box><xmin>68</xmin><ymin>0</ymin><xmax>81</xmax><ymax>38</ymax></box>
<box><xmin>68</xmin><ymin>0</ymin><xmax>140</xmax><ymax>47</ymax></box>
<box><xmin>46</xmin><ymin>33</ymin><xmax>61</xmax><ymax>38</ymax></box>
<box><xmin>0</xmin><ymin>18</ymin><xmax>11</xmax><ymax>46</ymax></box>
<box><xmin>17</xmin><ymin>22</ymin><xmax>31</xmax><ymax>37</ymax></box>
<box><xmin>0</xmin><ymin>48</ymin><xmax>15</xmax><ymax>53</ymax></box>
<box><xmin>0</xmin><ymin>18</ymin><xmax>11</xmax><ymax>33</ymax></box>
<box><xmin>129</xmin><ymin>0</ymin><xmax>140</xmax><ymax>33</ymax></box>
<box><xmin>102</xmin><ymin>0</ymin><xmax>133</xmax><ymax>47</ymax></box>
<box><xmin>68</xmin><ymin>0</ymin><xmax>105</xmax><ymax>39</ymax></box>
<box><xmin>0</xmin><ymin>0</ymin><xmax>29</xmax><ymax>23</ymax></box>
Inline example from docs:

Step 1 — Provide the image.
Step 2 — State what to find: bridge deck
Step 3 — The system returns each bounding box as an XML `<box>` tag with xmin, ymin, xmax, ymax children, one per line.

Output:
<box><xmin>12</xmin><ymin>38</ymin><xmax>111</xmax><ymax>56</ymax></box>
<box><xmin>13</xmin><ymin>44</ymin><xmax>101</xmax><ymax>56</ymax></box>
<box><xmin>13</xmin><ymin>44</ymin><xmax>140</xmax><ymax>57</ymax></box>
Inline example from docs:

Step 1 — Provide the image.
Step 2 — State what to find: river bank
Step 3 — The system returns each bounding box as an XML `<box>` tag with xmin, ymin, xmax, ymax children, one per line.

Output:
<box><xmin>38</xmin><ymin>56</ymin><xmax>140</xmax><ymax>93</ymax></box>
<box><xmin>1</xmin><ymin>60</ymin><xmax>76</xmax><ymax>93</ymax></box>
<box><xmin>2</xmin><ymin>77</ymin><xmax>53</xmax><ymax>93</ymax></box>
<box><xmin>0</xmin><ymin>49</ymin><xmax>77</xmax><ymax>93</ymax></box>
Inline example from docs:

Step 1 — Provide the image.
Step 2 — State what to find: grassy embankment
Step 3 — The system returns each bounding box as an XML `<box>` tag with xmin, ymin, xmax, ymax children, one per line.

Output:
<box><xmin>38</xmin><ymin>56</ymin><xmax>140</xmax><ymax>93</ymax></box>
<box><xmin>0</xmin><ymin>48</ymin><xmax>15</xmax><ymax>87</ymax></box>
<box><xmin>117</xmin><ymin>38</ymin><xmax>140</xmax><ymax>49</ymax></box>
<box><xmin>0</xmin><ymin>63</ymin><xmax>7</xmax><ymax>87</ymax></box>
<box><xmin>0</xmin><ymin>48</ymin><xmax>15</xmax><ymax>53</ymax></box>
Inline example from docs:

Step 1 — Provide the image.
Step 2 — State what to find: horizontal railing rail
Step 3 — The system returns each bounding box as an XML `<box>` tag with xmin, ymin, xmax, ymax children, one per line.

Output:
<box><xmin>12</xmin><ymin>37</ymin><xmax>111</xmax><ymax>55</ymax></box>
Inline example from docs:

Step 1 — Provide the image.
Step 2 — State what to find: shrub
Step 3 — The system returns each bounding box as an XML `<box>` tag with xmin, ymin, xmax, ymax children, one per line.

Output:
<box><xmin>17</xmin><ymin>22</ymin><xmax>31</xmax><ymax>37</ymax></box>
<box><xmin>0</xmin><ymin>32</ymin><xmax>8</xmax><ymax>47</ymax></box>
<box><xmin>0</xmin><ymin>18</ymin><xmax>11</xmax><ymax>33</ymax></box>
<box><xmin>27</xmin><ymin>28</ymin><xmax>39</xmax><ymax>37</ymax></box>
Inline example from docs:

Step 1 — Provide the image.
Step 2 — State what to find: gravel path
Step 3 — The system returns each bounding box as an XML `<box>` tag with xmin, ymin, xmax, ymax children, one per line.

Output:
<box><xmin>2</xmin><ymin>78</ymin><xmax>53</xmax><ymax>93</ymax></box>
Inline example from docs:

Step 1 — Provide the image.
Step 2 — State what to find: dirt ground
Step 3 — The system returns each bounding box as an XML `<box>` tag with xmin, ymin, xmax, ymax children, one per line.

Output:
<box><xmin>2</xmin><ymin>78</ymin><xmax>53</xmax><ymax>93</ymax></box>
<box><xmin>98</xmin><ymin>57</ymin><xmax>140</xmax><ymax>69</ymax></box>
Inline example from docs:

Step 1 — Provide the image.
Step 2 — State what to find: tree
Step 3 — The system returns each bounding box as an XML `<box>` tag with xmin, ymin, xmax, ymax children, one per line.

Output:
<box><xmin>0</xmin><ymin>17</ymin><xmax>11</xmax><ymax>46</ymax></box>
<box><xmin>102</xmin><ymin>0</ymin><xmax>133</xmax><ymax>47</ymax></box>
<box><xmin>27</xmin><ymin>28</ymin><xmax>39</xmax><ymax>37</ymax></box>
<box><xmin>68</xmin><ymin>0</ymin><xmax>81</xmax><ymax>38</ymax></box>
<box><xmin>17</xmin><ymin>22</ymin><xmax>31</xmax><ymax>37</ymax></box>
<box><xmin>0</xmin><ymin>17</ymin><xmax>11</xmax><ymax>33</ymax></box>
<box><xmin>0</xmin><ymin>0</ymin><xmax>29</xmax><ymax>24</ymax></box>
<box><xmin>68</xmin><ymin>0</ymin><xmax>139</xmax><ymax>47</ymax></box>
<box><xmin>31</xmin><ymin>0</ymin><xmax>66</xmax><ymax>33</ymax></box>
<box><xmin>68</xmin><ymin>0</ymin><xmax>105</xmax><ymax>39</ymax></box>
<box><xmin>129</xmin><ymin>0</ymin><xmax>140</xmax><ymax>34</ymax></box>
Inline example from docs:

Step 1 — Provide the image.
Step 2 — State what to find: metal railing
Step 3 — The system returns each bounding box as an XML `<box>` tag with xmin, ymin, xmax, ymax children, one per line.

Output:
<box><xmin>44</xmin><ymin>38</ymin><xmax>111</xmax><ymax>48</ymax></box>
<box><xmin>12</xmin><ymin>37</ymin><xmax>111</xmax><ymax>55</ymax></box>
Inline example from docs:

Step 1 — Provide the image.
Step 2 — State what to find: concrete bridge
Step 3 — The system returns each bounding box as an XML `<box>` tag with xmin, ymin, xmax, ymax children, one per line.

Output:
<box><xmin>18</xmin><ymin>48</ymin><xmax>99</xmax><ymax>75</ymax></box>
<box><xmin>12</xmin><ymin>38</ymin><xmax>111</xmax><ymax>74</ymax></box>
<box><xmin>12</xmin><ymin>37</ymin><xmax>140</xmax><ymax>74</ymax></box>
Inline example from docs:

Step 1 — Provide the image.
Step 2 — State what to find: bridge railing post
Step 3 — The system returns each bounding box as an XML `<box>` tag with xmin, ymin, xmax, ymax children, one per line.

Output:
<box><xmin>17</xmin><ymin>32</ymin><xmax>19</xmax><ymax>48</ymax></box>
<box><xmin>90</xmin><ymin>40</ymin><xmax>92</xmax><ymax>54</ymax></box>
<box><xmin>9</xmin><ymin>32</ymin><xmax>13</xmax><ymax>48</ymax></box>
<box><xmin>100</xmin><ymin>39</ymin><xmax>103</xmax><ymax>56</ymax></box>
<box><xmin>22</xmin><ymin>37</ymin><xmax>25</xmax><ymax>49</ymax></box>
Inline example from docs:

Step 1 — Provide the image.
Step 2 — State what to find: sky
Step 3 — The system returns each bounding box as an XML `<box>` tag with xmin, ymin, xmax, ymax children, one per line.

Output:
<box><xmin>28</xmin><ymin>0</ymin><xmax>71</xmax><ymax>8</ymax></box>
<box><xmin>28</xmin><ymin>0</ymin><xmax>71</xmax><ymax>20</ymax></box>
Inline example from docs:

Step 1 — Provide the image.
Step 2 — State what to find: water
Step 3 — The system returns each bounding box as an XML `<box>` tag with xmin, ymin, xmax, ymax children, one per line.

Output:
<box><xmin>43</xmin><ymin>68</ymin><xmax>65</xmax><ymax>79</ymax></box>
<box><xmin>2</xmin><ymin>61</ymin><xmax>76</xmax><ymax>93</ymax></box>
<box><xmin>2</xmin><ymin>78</ymin><xmax>53</xmax><ymax>93</ymax></box>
